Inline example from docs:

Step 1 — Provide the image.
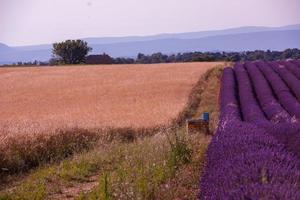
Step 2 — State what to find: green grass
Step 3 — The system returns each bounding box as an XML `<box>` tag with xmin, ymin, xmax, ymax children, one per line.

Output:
<box><xmin>59</xmin><ymin>157</ymin><xmax>99</xmax><ymax>182</ymax></box>
<box><xmin>74</xmin><ymin>129</ymin><xmax>197</xmax><ymax>200</ymax></box>
<box><xmin>0</xmin><ymin>127</ymin><xmax>209</xmax><ymax>200</ymax></box>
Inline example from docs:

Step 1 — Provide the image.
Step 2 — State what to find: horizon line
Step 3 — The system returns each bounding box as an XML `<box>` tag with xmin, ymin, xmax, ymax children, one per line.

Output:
<box><xmin>2</xmin><ymin>22</ymin><xmax>300</xmax><ymax>48</ymax></box>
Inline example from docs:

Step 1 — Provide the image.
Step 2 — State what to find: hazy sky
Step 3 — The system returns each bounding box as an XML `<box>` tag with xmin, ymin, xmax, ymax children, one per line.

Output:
<box><xmin>1</xmin><ymin>0</ymin><xmax>300</xmax><ymax>46</ymax></box>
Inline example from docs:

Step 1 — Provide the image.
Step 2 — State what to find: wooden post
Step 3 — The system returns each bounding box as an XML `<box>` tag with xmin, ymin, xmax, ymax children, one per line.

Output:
<box><xmin>186</xmin><ymin>118</ymin><xmax>210</xmax><ymax>135</ymax></box>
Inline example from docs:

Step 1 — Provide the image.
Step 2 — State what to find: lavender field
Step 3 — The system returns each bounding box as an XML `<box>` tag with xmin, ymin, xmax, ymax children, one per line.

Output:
<box><xmin>200</xmin><ymin>60</ymin><xmax>300</xmax><ymax>199</ymax></box>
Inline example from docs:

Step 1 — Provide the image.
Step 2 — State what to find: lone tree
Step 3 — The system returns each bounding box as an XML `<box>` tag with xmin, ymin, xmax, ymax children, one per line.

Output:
<box><xmin>52</xmin><ymin>40</ymin><xmax>92</xmax><ymax>64</ymax></box>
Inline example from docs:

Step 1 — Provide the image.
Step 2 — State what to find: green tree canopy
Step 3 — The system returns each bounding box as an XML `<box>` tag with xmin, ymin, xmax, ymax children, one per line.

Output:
<box><xmin>52</xmin><ymin>40</ymin><xmax>92</xmax><ymax>64</ymax></box>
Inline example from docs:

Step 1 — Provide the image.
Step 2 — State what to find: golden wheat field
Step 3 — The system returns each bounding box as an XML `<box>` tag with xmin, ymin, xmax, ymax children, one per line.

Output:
<box><xmin>0</xmin><ymin>62</ymin><xmax>218</xmax><ymax>137</ymax></box>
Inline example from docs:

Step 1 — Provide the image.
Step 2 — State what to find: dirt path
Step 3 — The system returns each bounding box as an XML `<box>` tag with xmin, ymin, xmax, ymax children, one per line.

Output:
<box><xmin>51</xmin><ymin>175</ymin><xmax>99</xmax><ymax>200</ymax></box>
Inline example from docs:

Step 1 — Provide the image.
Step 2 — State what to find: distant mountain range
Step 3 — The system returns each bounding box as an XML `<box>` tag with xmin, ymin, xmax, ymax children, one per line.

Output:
<box><xmin>1</xmin><ymin>24</ymin><xmax>300</xmax><ymax>64</ymax></box>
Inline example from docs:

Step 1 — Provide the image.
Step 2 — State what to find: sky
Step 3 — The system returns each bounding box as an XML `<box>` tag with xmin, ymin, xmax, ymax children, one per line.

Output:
<box><xmin>1</xmin><ymin>0</ymin><xmax>300</xmax><ymax>46</ymax></box>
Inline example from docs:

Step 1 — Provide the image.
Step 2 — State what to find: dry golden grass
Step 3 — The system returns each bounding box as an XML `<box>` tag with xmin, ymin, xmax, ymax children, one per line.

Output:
<box><xmin>0</xmin><ymin>66</ymin><xmax>222</xmax><ymax>200</ymax></box>
<box><xmin>0</xmin><ymin>62</ymin><xmax>218</xmax><ymax>136</ymax></box>
<box><xmin>0</xmin><ymin>62</ymin><xmax>221</xmax><ymax>180</ymax></box>
<box><xmin>0</xmin><ymin>65</ymin><xmax>224</xmax><ymax>199</ymax></box>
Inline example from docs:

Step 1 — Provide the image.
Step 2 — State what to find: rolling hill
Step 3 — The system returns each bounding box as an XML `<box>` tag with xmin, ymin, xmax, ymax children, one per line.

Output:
<box><xmin>1</xmin><ymin>24</ymin><xmax>300</xmax><ymax>64</ymax></box>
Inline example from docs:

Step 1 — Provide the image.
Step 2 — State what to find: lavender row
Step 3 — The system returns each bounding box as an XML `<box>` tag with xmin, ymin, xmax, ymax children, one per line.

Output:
<box><xmin>246</xmin><ymin>61</ymin><xmax>300</xmax><ymax>157</ymax></box>
<box><xmin>245</xmin><ymin>62</ymin><xmax>291</xmax><ymax>123</ymax></box>
<box><xmin>257</xmin><ymin>61</ymin><xmax>300</xmax><ymax>121</ymax></box>
<box><xmin>200</xmin><ymin>61</ymin><xmax>300</xmax><ymax>199</ymax></box>
<box><xmin>281</xmin><ymin>61</ymin><xmax>300</xmax><ymax>80</ymax></box>
<box><xmin>219</xmin><ymin>67</ymin><xmax>241</xmax><ymax>122</ymax></box>
<box><xmin>233</xmin><ymin>63</ymin><xmax>268</xmax><ymax>124</ymax></box>
<box><xmin>271</xmin><ymin>61</ymin><xmax>300</xmax><ymax>101</ymax></box>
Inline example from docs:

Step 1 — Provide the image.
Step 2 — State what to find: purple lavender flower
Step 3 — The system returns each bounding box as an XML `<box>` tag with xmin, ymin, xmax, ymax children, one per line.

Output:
<box><xmin>199</xmin><ymin>61</ymin><xmax>300</xmax><ymax>200</ymax></box>
<box><xmin>271</xmin><ymin>61</ymin><xmax>300</xmax><ymax>101</ymax></box>
<box><xmin>245</xmin><ymin>62</ymin><xmax>291</xmax><ymax>123</ymax></box>
<box><xmin>257</xmin><ymin>61</ymin><xmax>300</xmax><ymax>121</ymax></box>
<box><xmin>234</xmin><ymin>63</ymin><xmax>268</xmax><ymax>123</ymax></box>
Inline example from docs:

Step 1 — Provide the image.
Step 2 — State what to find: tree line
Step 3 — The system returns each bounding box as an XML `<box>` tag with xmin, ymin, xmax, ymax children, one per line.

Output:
<box><xmin>135</xmin><ymin>49</ymin><xmax>300</xmax><ymax>63</ymax></box>
<box><xmin>5</xmin><ymin>39</ymin><xmax>300</xmax><ymax>66</ymax></box>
